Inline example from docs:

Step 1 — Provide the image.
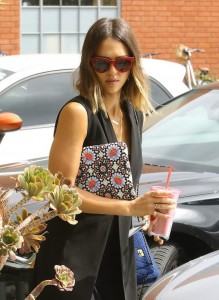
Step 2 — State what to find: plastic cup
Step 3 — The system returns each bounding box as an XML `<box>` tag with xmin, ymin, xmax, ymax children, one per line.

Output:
<box><xmin>149</xmin><ymin>186</ymin><xmax>180</xmax><ymax>240</ymax></box>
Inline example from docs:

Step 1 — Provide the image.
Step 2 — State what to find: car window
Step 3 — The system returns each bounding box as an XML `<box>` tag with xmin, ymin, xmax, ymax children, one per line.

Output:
<box><xmin>0</xmin><ymin>71</ymin><xmax>78</xmax><ymax>126</ymax></box>
<box><xmin>148</xmin><ymin>77</ymin><xmax>172</xmax><ymax>108</ymax></box>
<box><xmin>142</xmin><ymin>90</ymin><xmax>219</xmax><ymax>172</ymax></box>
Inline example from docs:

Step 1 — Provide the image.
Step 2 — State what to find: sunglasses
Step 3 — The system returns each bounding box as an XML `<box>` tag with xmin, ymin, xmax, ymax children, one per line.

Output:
<box><xmin>90</xmin><ymin>56</ymin><xmax>134</xmax><ymax>73</ymax></box>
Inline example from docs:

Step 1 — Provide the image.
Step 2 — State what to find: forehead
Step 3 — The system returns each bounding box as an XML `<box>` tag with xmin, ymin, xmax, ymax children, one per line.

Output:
<box><xmin>96</xmin><ymin>37</ymin><xmax>129</xmax><ymax>57</ymax></box>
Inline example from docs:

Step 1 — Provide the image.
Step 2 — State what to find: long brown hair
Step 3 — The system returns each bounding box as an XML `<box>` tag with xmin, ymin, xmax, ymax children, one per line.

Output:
<box><xmin>75</xmin><ymin>18</ymin><xmax>153</xmax><ymax>114</ymax></box>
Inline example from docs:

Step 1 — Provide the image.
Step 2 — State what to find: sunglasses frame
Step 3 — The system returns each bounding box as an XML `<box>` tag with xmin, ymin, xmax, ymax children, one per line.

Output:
<box><xmin>90</xmin><ymin>56</ymin><xmax>134</xmax><ymax>73</ymax></box>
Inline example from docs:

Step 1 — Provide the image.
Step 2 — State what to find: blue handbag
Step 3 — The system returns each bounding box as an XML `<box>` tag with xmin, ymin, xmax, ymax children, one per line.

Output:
<box><xmin>134</xmin><ymin>230</ymin><xmax>160</xmax><ymax>285</ymax></box>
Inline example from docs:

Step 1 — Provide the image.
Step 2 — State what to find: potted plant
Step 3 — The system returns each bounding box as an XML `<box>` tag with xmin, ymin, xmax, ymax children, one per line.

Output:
<box><xmin>0</xmin><ymin>165</ymin><xmax>82</xmax><ymax>299</ymax></box>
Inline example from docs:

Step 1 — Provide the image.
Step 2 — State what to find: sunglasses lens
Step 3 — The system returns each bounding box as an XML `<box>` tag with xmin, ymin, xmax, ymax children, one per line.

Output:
<box><xmin>115</xmin><ymin>59</ymin><xmax>132</xmax><ymax>72</ymax></box>
<box><xmin>91</xmin><ymin>57</ymin><xmax>134</xmax><ymax>73</ymax></box>
<box><xmin>93</xmin><ymin>59</ymin><xmax>109</xmax><ymax>72</ymax></box>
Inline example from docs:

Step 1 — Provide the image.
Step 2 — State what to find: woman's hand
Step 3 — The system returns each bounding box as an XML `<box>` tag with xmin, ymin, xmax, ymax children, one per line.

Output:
<box><xmin>133</xmin><ymin>190</ymin><xmax>176</xmax><ymax>245</ymax></box>
<box><xmin>129</xmin><ymin>189</ymin><xmax>176</xmax><ymax>218</ymax></box>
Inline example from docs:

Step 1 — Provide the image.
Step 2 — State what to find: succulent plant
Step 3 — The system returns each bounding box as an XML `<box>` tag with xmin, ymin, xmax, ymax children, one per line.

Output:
<box><xmin>0</xmin><ymin>165</ymin><xmax>81</xmax><ymax>268</ymax></box>
<box><xmin>14</xmin><ymin>208</ymin><xmax>47</xmax><ymax>254</ymax></box>
<box><xmin>0</xmin><ymin>188</ymin><xmax>12</xmax><ymax>227</ymax></box>
<box><xmin>0</xmin><ymin>165</ymin><xmax>81</xmax><ymax>299</ymax></box>
<box><xmin>54</xmin><ymin>265</ymin><xmax>75</xmax><ymax>291</ymax></box>
<box><xmin>49</xmin><ymin>184</ymin><xmax>82</xmax><ymax>225</ymax></box>
<box><xmin>0</xmin><ymin>225</ymin><xmax>23</xmax><ymax>258</ymax></box>
<box><xmin>25</xmin><ymin>265</ymin><xmax>75</xmax><ymax>300</ymax></box>
<box><xmin>16</xmin><ymin>165</ymin><xmax>56</xmax><ymax>201</ymax></box>
<box><xmin>53</xmin><ymin>171</ymin><xmax>72</xmax><ymax>187</ymax></box>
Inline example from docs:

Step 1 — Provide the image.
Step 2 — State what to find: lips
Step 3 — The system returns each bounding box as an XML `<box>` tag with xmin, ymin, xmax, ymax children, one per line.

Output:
<box><xmin>106</xmin><ymin>79</ymin><xmax>119</xmax><ymax>83</ymax></box>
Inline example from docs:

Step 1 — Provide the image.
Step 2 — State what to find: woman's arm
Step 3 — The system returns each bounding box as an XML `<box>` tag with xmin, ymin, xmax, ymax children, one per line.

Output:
<box><xmin>49</xmin><ymin>102</ymin><xmax>175</xmax><ymax>217</ymax></box>
<box><xmin>48</xmin><ymin>102</ymin><xmax>87</xmax><ymax>179</ymax></box>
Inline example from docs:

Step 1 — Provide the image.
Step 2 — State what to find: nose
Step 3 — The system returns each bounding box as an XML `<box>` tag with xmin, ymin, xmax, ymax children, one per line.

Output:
<box><xmin>107</xmin><ymin>62</ymin><xmax>117</xmax><ymax>73</ymax></box>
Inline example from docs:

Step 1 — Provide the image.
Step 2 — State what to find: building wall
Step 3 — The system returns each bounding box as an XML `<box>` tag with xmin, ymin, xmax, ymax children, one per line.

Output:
<box><xmin>122</xmin><ymin>0</ymin><xmax>219</xmax><ymax>78</ymax></box>
<box><xmin>0</xmin><ymin>0</ymin><xmax>20</xmax><ymax>55</ymax></box>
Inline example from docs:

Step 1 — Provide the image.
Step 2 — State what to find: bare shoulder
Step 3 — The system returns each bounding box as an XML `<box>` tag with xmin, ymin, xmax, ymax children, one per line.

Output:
<box><xmin>60</xmin><ymin>101</ymin><xmax>87</xmax><ymax>120</ymax></box>
<box><xmin>55</xmin><ymin>101</ymin><xmax>88</xmax><ymax>139</ymax></box>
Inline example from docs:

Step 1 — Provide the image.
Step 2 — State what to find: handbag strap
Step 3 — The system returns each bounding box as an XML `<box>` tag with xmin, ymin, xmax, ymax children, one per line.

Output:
<box><xmin>133</xmin><ymin>109</ymin><xmax>141</xmax><ymax>138</ymax></box>
<box><xmin>133</xmin><ymin>109</ymin><xmax>141</xmax><ymax>197</ymax></box>
<box><xmin>133</xmin><ymin>109</ymin><xmax>146</xmax><ymax>223</ymax></box>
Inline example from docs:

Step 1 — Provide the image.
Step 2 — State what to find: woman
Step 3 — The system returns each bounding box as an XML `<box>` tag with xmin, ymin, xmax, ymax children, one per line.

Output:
<box><xmin>32</xmin><ymin>18</ymin><xmax>175</xmax><ymax>300</ymax></box>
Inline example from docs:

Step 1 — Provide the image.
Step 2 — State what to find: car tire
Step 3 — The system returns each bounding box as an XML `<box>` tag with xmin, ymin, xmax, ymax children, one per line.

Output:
<box><xmin>151</xmin><ymin>242</ymin><xmax>184</xmax><ymax>275</ymax></box>
<box><xmin>137</xmin><ymin>242</ymin><xmax>185</xmax><ymax>300</ymax></box>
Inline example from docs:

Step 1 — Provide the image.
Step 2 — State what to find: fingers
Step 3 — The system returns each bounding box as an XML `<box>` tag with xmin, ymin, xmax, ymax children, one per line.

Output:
<box><xmin>151</xmin><ymin>191</ymin><xmax>176</xmax><ymax>204</ymax></box>
<box><xmin>149</xmin><ymin>190</ymin><xmax>176</xmax><ymax>218</ymax></box>
<box><xmin>142</xmin><ymin>221</ymin><xmax>150</xmax><ymax>231</ymax></box>
<box><xmin>148</xmin><ymin>229</ymin><xmax>164</xmax><ymax>245</ymax></box>
<box><xmin>155</xmin><ymin>203</ymin><xmax>160</xmax><ymax>209</ymax></box>
<box><xmin>154</xmin><ymin>235</ymin><xmax>164</xmax><ymax>245</ymax></box>
<box><xmin>154</xmin><ymin>203</ymin><xmax>176</xmax><ymax>211</ymax></box>
<box><xmin>150</xmin><ymin>190</ymin><xmax>173</xmax><ymax>198</ymax></box>
<box><xmin>154</xmin><ymin>210</ymin><xmax>171</xmax><ymax>219</ymax></box>
<box><xmin>142</xmin><ymin>215</ymin><xmax>150</xmax><ymax>231</ymax></box>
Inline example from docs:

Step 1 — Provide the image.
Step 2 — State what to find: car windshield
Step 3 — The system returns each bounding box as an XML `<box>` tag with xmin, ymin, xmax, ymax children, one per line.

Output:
<box><xmin>0</xmin><ymin>68</ymin><xmax>14</xmax><ymax>81</ymax></box>
<box><xmin>142</xmin><ymin>88</ymin><xmax>219</xmax><ymax>173</ymax></box>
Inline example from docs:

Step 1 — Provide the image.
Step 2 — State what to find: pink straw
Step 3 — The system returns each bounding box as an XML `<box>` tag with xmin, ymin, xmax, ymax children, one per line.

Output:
<box><xmin>165</xmin><ymin>164</ymin><xmax>173</xmax><ymax>189</ymax></box>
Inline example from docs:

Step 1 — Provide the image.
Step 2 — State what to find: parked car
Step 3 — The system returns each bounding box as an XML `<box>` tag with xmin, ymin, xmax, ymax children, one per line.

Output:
<box><xmin>138</xmin><ymin>82</ymin><xmax>219</xmax><ymax>296</ymax></box>
<box><xmin>143</xmin><ymin>250</ymin><xmax>219</xmax><ymax>300</ymax></box>
<box><xmin>0</xmin><ymin>53</ymin><xmax>188</xmax><ymax>192</ymax></box>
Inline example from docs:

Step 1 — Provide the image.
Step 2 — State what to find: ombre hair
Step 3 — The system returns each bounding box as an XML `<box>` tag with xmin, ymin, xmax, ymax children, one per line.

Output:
<box><xmin>75</xmin><ymin>18</ymin><xmax>153</xmax><ymax>114</ymax></box>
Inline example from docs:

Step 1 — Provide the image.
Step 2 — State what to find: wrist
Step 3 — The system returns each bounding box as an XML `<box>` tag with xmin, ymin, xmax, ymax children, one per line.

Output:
<box><xmin>126</xmin><ymin>199</ymin><xmax>135</xmax><ymax>217</ymax></box>
<box><xmin>116</xmin><ymin>199</ymin><xmax>134</xmax><ymax>216</ymax></box>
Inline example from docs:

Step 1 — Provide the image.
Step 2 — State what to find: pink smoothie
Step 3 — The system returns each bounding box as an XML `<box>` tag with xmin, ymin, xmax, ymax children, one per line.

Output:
<box><xmin>150</xmin><ymin>186</ymin><xmax>180</xmax><ymax>240</ymax></box>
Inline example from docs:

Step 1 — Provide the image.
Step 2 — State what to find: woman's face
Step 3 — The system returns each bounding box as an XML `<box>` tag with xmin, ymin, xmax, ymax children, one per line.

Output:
<box><xmin>92</xmin><ymin>37</ymin><xmax>131</xmax><ymax>99</ymax></box>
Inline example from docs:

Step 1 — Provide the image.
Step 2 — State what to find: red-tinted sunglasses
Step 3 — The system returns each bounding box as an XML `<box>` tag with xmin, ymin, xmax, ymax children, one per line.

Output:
<box><xmin>90</xmin><ymin>56</ymin><xmax>134</xmax><ymax>73</ymax></box>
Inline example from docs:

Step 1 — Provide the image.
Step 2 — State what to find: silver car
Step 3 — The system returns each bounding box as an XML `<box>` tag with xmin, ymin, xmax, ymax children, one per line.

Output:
<box><xmin>143</xmin><ymin>250</ymin><xmax>219</xmax><ymax>300</ymax></box>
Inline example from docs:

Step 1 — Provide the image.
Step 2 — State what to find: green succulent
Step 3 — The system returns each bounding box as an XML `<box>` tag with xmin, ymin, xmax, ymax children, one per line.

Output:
<box><xmin>16</xmin><ymin>165</ymin><xmax>56</xmax><ymax>200</ymax></box>
<box><xmin>0</xmin><ymin>225</ymin><xmax>23</xmax><ymax>256</ymax></box>
<box><xmin>49</xmin><ymin>185</ymin><xmax>82</xmax><ymax>224</ymax></box>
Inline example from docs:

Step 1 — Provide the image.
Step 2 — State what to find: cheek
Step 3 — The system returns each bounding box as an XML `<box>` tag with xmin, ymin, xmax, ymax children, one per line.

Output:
<box><xmin>95</xmin><ymin>73</ymin><xmax>105</xmax><ymax>85</ymax></box>
<box><xmin>121</xmin><ymin>71</ymin><xmax>130</xmax><ymax>82</ymax></box>
<box><xmin>94</xmin><ymin>71</ymin><xmax>130</xmax><ymax>85</ymax></box>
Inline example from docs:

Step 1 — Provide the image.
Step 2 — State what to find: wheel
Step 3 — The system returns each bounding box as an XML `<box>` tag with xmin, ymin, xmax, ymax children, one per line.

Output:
<box><xmin>151</xmin><ymin>242</ymin><xmax>185</xmax><ymax>275</ymax></box>
<box><xmin>137</xmin><ymin>242</ymin><xmax>185</xmax><ymax>300</ymax></box>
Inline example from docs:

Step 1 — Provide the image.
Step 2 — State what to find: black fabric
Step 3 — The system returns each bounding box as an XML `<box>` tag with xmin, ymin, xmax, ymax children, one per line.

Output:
<box><xmin>31</xmin><ymin>96</ymin><xmax>143</xmax><ymax>300</ymax></box>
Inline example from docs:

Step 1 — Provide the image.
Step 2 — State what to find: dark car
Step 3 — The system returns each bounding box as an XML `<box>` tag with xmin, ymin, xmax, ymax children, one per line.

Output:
<box><xmin>137</xmin><ymin>82</ymin><xmax>219</xmax><ymax>296</ymax></box>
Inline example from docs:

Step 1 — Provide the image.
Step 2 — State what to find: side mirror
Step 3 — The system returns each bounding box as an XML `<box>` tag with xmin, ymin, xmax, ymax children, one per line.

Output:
<box><xmin>0</xmin><ymin>112</ymin><xmax>22</xmax><ymax>132</ymax></box>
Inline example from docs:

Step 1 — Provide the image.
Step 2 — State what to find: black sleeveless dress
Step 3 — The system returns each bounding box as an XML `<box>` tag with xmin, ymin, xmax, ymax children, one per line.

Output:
<box><xmin>32</xmin><ymin>96</ymin><xmax>143</xmax><ymax>300</ymax></box>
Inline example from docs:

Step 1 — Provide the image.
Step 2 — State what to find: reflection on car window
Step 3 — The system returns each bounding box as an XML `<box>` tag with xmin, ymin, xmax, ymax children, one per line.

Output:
<box><xmin>142</xmin><ymin>90</ymin><xmax>219</xmax><ymax>172</ymax></box>
<box><xmin>0</xmin><ymin>72</ymin><xmax>78</xmax><ymax>126</ymax></box>
<box><xmin>0</xmin><ymin>68</ymin><xmax>14</xmax><ymax>81</ymax></box>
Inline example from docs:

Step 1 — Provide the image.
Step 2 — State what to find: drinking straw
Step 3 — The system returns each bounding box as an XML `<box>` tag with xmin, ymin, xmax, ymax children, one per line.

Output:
<box><xmin>165</xmin><ymin>164</ymin><xmax>173</xmax><ymax>189</ymax></box>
